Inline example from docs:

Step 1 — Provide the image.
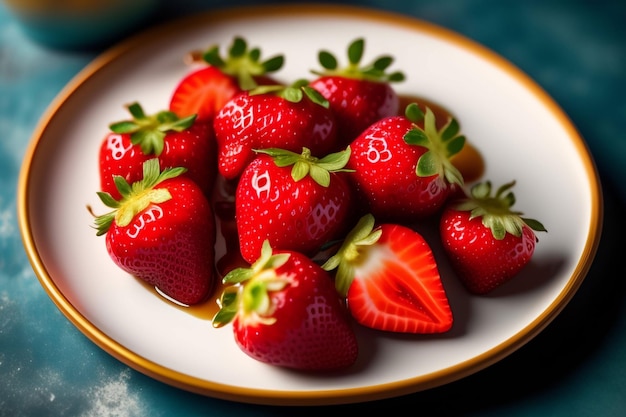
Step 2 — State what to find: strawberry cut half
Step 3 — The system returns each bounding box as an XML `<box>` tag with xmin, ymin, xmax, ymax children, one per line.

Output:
<box><xmin>169</xmin><ymin>66</ymin><xmax>240</xmax><ymax>122</ymax></box>
<box><xmin>323</xmin><ymin>214</ymin><xmax>453</xmax><ymax>334</ymax></box>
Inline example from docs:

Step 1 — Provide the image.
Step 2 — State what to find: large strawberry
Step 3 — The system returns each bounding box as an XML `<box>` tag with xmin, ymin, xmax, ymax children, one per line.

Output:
<box><xmin>309</xmin><ymin>37</ymin><xmax>405</xmax><ymax>148</ymax></box>
<box><xmin>440</xmin><ymin>180</ymin><xmax>547</xmax><ymax>294</ymax></box>
<box><xmin>212</xmin><ymin>240</ymin><xmax>358</xmax><ymax>371</ymax></box>
<box><xmin>93</xmin><ymin>159</ymin><xmax>216</xmax><ymax>306</ymax></box>
<box><xmin>213</xmin><ymin>80</ymin><xmax>338</xmax><ymax>180</ymax></box>
<box><xmin>169</xmin><ymin>36</ymin><xmax>284</xmax><ymax>122</ymax></box>
<box><xmin>235</xmin><ymin>147</ymin><xmax>354</xmax><ymax>264</ymax></box>
<box><xmin>99</xmin><ymin>102</ymin><xmax>216</xmax><ymax>200</ymax></box>
<box><xmin>322</xmin><ymin>213</ymin><xmax>453</xmax><ymax>334</ymax></box>
<box><xmin>346</xmin><ymin>102</ymin><xmax>465</xmax><ymax>222</ymax></box>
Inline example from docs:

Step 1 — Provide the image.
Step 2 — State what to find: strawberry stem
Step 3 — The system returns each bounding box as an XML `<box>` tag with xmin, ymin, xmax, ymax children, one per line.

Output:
<box><xmin>403</xmin><ymin>103</ymin><xmax>465</xmax><ymax>187</ymax></box>
<box><xmin>248</xmin><ymin>79</ymin><xmax>330</xmax><ymax>108</ymax></box>
<box><xmin>453</xmin><ymin>180</ymin><xmax>547</xmax><ymax>240</ymax></box>
<box><xmin>93</xmin><ymin>158</ymin><xmax>186</xmax><ymax>235</ymax></box>
<box><xmin>322</xmin><ymin>214</ymin><xmax>383</xmax><ymax>296</ymax></box>
<box><xmin>311</xmin><ymin>38</ymin><xmax>405</xmax><ymax>83</ymax></box>
<box><xmin>212</xmin><ymin>240</ymin><xmax>290</xmax><ymax>328</ymax></box>
<box><xmin>199</xmin><ymin>36</ymin><xmax>284</xmax><ymax>91</ymax></box>
<box><xmin>255</xmin><ymin>147</ymin><xmax>354</xmax><ymax>187</ymax></box>
<box><xmin>108</xmin><ymin>102</ymin><xmax>196</xmax><ymax>156</ymax></box>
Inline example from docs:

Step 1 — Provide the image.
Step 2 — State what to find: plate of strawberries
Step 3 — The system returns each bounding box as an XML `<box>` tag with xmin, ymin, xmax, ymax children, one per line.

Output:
<box><xmin>18</xmin><ymin>4</ymin><xmax>603</xmax><ymax>405</ymax></box>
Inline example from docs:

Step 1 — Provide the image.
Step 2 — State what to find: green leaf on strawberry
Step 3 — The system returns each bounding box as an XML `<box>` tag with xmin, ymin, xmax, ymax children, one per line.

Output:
<box><xmin>213</xmin><ymin>240</ymin><xmax>290</xmax><ymax>327</ymax></box>
<box><xmin>309</xmin><ymin>38</ymin><xmax>404</xmax><ymax>148</ymax></box>
<box><xmin>108</xmin><ymin>102</ymin><xmax>196</xmax><ymax>156</ymax></box>
<box><xmin>403</xmin><ymin>102</ymin><xmax>465</xmax><ymax>187</ymax></box>
<box><xmin>170</xmin><ymin>36</ymin><xmax>285</xmax><ymax>122</ymax></box>
<box><xmin>248</xmin><ymin>79</ymin><xmax>330</xmax><ymax>108</ymax></box>
<box><xmin>322</xmin><ymin>213</ymin><xmax>382</xmax><ymax>295</ymax></box>
<box><xmin>314</xmin><ymin>37</ymin><xmax>405</xmax><ymax>83</ymax></box>
<box><xmin>94</xmin><ymin>158</ymin><xmax>187</xmax><ymax>235</ymax></box>
<box><xmin>201</xmin><ymin>36</ymin><xmax>285</xmax><ymax>91</ymax></box>
<box><xmin>453</xmin><ymin>180</ymin><xmax>547</xmax><ymax>240</ymax></box>
<box><xmin>254</xmin><ymin>146</ymin><xmax>354</xmax><ymax>187</ymax></box>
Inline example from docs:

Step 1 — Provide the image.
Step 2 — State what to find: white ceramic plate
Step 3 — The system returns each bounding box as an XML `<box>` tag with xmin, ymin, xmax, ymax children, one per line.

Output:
<box><xmin>17</xmin><ymin>4</ymin><xmax>602</xmax><ymax>406</ymax></box>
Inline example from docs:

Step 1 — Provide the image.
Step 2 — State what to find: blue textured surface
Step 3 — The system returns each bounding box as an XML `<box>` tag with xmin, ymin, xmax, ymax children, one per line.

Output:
<box><xmin>2</xmin><ymin>0</ymin><xmax>625</xmax><ymax>415</ymax></box>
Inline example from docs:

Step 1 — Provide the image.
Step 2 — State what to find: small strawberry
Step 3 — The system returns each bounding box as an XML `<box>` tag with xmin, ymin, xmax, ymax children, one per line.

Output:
<box><xmin>93</xmin><ymin>159</ymin><xmax>216</xmax><ymax>306</ymax></box>
<box><xmin>346</xmin><ymin>102</ymin><xmax>465</xmax><ymax>222</ymax></box>
<box><xmin>169</xmin><ymin>36</ymin><xmax>284</xmax><ymax>122</ymax></box>
<box><xmin>440</xmin><ymin>180</ymin><xmax>547</xmax><ymax>294</ymax></box>
<box><xmin>213</xmin><ymin>79</ymin><xmax>338</xmax><ymax>180</ymax></box>
<box><xmin>212</xmin><ymin>240</ymin><xmax>358</xmax><ymax>371</ymax></box>
<box><xmin>99</xmin><ymin>102</ymin><xmax>216</xmax><ymax>200</ymax></box>
<box><xmin>236</xmin><ymin>147</ymin><xmax>354</xmax><ymax>264</ymax></box>
<box><xmin>322</xmin><ymin>213</ymin><xmax>453</xmax><ymax>334</ymax></box>
<box><xmin>309</xmin><ymin>37</ymin><xmax>405</xmax><ymax>148</ymax></box>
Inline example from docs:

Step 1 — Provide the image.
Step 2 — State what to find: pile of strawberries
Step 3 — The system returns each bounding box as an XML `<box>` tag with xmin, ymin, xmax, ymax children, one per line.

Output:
<box><xmin>92</xmin><ymin>37</ymin><xmax>546</xmax><ymax>372</ymax></box>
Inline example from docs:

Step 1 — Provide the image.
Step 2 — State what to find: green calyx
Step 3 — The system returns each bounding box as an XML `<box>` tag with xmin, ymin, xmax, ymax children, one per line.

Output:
<box><xmin>321</xmin><ymin>213</ymin><xmax>382</xmax><ymax>296</ymax></box>
<box><xmin>311</xmin><ymin>37</ymin><xmax>405</xmax><ymax>83</ymax></box>
<box><xmin>109</xmin><ymin>102</ymin><xmax>196</xmax><ymax>156</ymax></box>
<box><xmin>201</xmin><ymin>36</ymin><xmax>284</xmax><ymax>91</ymax></box>
<box><xmin>255</xmin><ymin>146</ymin><xmax>354</xmax><ymax>187</ymax></box>
<box><xmin>93</xmin><ymin>158</ymin><xmax>186</xmax><ymax>236</ymax></box>
<box><xmin>212</xmin><ymin>240</ymin><xmax>291</xmax><ymax>328</ymax></box>
<box><xmin>453</xmin><ymin>180</ymin><xmax>547</xmax><ymax>240</ymax></box>
<box><xmin>248</xmin><ymin>79</ymin><xmax>330</xmax><ymax>108</ymax></box>
<box><xmin>403</xmin><ymin>103</ymin><xmax>465</xmax><ymax>187</ymax></box>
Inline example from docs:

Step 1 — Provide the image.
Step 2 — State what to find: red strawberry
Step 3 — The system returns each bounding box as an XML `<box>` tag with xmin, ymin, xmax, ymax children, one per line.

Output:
<box><xmin>322</xmin><ymin>213</ymin><xmax>453</xmax><ymax>334</ymax></box>
<box><xmin>212</xmin><ymin>240</ymin><xmax>358</xmax><ymax>371</ymax></box>
<box><xmin>169</xmin><ymin>36</ymin><xmax>284</xmax><ymax>122</ymax></box>
<box><xmin>236</xmin><ymin>147</ymin><xmax>354</xmax><ymax>264</ymax></box>
<box><xmin>93</xmin><ymin>159</ymin><xmax>216</xmax><ymax>306</ymax></box>
<box><xmin>99</xmin><ymin>102</ymin><xmax>216</xmax><ymax>200</ymax></box>
<box><xmin>346</xmin><ymin>102</ymin><xmax>465</xmax><ymax>222</ymax></box>
<box><xmin>440</xmin><ymin>180</ymin><xmax>547</xmax><ymax>294</ymax></box>
<box><xmin>309</xmin><ymin>37</ymin><xmax>405</xmax><ymax>148</ymax></box>
<box><xmin>213</xmin><ymin>80</ymin><xmax>338</xmax><ymax>180</ymax></box>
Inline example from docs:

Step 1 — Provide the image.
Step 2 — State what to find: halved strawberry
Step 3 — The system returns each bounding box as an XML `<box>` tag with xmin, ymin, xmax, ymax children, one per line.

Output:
<box><xmin>169</xmin><ymin>36</ymin><xmax>284</xmax><ymax>122</ymax></box>
<box><xmin>322</xmin><ymin>214</ymin><xmax>453</xmax><ymax>334</ymax></box>
<box><xmin>93</xmin><ymin>159</ymin><xmax>216</xmax><ymax>306</ymax></box>
<box><xmin>212</xmin><ymin>240</ymin><xmax>358</xmax><ymax>371</ymax></box>
<box><xmin>440</xmin><ymin>180</ymin><xmax>547</xmax><ymax>294</ymax></box>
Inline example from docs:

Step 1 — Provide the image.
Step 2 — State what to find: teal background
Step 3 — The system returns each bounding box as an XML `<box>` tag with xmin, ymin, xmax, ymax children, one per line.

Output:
<box><xmin>2</xmin><ymin>1</ymin><xmax>625</xmax><ymax>415</ymax></box>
